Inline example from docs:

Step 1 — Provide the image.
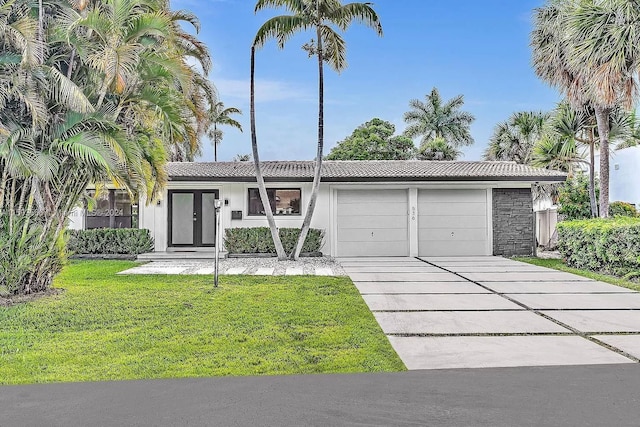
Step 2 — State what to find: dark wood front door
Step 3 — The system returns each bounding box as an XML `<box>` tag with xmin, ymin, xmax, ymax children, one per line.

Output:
<box><xmin>168</xmin><ymin>190</ymin><xmax>219</xmax><ymax>247</ymax></box>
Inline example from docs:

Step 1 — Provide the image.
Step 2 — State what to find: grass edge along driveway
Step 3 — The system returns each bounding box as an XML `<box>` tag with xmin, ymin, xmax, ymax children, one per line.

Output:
<box><xmin>515</xmin><ymin>258</ymin><xmax>640</xmax><ymax>292</ymax></box>
<box><xmin>0</xmin><ymin>261</ymin><xmax>405</xmax><ymax>385</ymax></box>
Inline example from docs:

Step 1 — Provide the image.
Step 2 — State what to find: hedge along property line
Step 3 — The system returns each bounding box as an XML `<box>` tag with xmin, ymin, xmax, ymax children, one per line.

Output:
<box><xmin>557</xmin><ymin>217</ymin><xmax>640</xmax><ymax>276</ymax></box>
<box><xmin>224</xmin><ymin>227</ymin><xmax>325</xmax><ymax>255</ymax></box>
<box><xmin>67</xmin><ymin>229</ymin><xmax>154</xmax><ymax>256</ymax></box>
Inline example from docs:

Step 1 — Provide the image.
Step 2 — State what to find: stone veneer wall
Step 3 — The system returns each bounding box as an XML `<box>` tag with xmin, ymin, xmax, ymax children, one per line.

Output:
<box><xmin>492</xmin><ymin>188</ymin><xmax>534</xmax><ymax>257</ymax></box>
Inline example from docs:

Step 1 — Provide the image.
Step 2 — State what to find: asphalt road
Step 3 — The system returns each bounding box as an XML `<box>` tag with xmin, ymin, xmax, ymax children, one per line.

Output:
<box><xmin>1</xmin><ymin>364</ymin><xmax>640</xmax><ymax>426</ymax></box>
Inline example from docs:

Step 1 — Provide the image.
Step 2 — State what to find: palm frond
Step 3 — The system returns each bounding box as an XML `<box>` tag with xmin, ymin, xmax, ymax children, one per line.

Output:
<box><xmin>254</xmin><ymin>14</ymin><xmax>311</xmax><ymax>49</ymax></box>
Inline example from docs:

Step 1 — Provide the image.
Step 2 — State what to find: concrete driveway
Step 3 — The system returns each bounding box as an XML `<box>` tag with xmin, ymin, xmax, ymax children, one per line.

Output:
<box><xmin>339</xmin><ymin>256</ymin><xmax>640</xmax><ymax>370</ymax></box>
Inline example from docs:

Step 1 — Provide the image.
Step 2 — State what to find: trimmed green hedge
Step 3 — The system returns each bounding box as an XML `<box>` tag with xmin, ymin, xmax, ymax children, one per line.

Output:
<box><xmin>224</xmin><ymin>227</ymin><xmax>324</xmax><ymax>254</ymax></box>
<box><xmin>557</xmin><ymin>217</ymin><xmax>640</xmax><ymax>276</ymax></box>
<box><xmin>67</xmin><ymin>229</ymin><xmax>154</xmax><ymax>255</ymax></box>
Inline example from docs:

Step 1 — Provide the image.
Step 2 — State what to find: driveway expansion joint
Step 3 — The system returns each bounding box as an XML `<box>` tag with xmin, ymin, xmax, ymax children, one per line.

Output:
<box><xmin>415</xmin><ymin>257</ymin><xmax>640</xmax><ymax>364</ymax></box>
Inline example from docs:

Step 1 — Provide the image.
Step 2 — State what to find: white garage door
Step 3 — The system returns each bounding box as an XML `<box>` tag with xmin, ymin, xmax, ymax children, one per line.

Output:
<box><xmin>418</xmin><ymin>189</ymin><xmax>489</xmax><ymax>256</ymax></box>
<box><xmin>336</xmin><ymin>190</ymin><xmax>409</xmax><ymax>257</ymax></box>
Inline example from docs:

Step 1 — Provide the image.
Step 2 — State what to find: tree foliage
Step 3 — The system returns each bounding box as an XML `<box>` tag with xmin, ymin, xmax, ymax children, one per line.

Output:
<box><xmin>0</xmin><ymin>0</ymin><xmax>212</xmax><ymax>294</ymax></box>
<box><xmin>416</xmin><ymin>137</ymin><xmax>461</xmax><ymax>161</ymax></box>
<box><xmin>485</xmin><ymin>111</ymin><xmax>548</xmax><ymax>164</ymax></box>
<box><xmin>532</xmin><ymin>0</ymin><xmax>640</xmax><ymax>217</ymax></box>
<box><xmin>557</xmin><ymin>172</ymin><xmax>599</xmax><ymax>221</ymax></box>
<box><xmin>326</xmin><ymin>118</ymin><xmax>414</xmax><ymax>160</ymax></box>
<box><xmin>403</xmin><ymin>87</ymin><xmax>475</xmax><ymax>148</ymax></box>
<box><xmin>206</xmin><ymin>100</ymin><xmax>242</xmax><ymax>162</ymax></box>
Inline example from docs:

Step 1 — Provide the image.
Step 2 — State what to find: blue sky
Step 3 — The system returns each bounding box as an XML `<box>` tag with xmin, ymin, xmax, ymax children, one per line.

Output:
<box><xmin>174</xmin><ymin>0</ymin><xmax>560</xmax><ymax>162</ymax></box>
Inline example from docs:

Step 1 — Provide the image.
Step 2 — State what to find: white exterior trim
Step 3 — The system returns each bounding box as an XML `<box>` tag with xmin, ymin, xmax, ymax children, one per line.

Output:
<box><xmin>137</xmin><ymin>179</ymin><xmax>534</xmax><ymax>257</ymax></box>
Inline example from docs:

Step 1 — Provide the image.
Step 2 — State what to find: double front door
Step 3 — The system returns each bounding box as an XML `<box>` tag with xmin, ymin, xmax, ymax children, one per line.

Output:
<box><xmin>168</xmin><ymin>190</ymin><xmax>219</xmax><ymax>247</ymax></box>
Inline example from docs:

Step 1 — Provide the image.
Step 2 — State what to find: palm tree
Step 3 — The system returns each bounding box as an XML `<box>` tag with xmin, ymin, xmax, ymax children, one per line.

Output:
<box><xmin>1</xmin><ymin>0</ymin><xmax>212</xmax><ymax>294</ymax></box>
<box><xmin>233</xmin><ymin>153</ymin><xmax>251</xmax><ymax>162</ymax></box>
<box><xmin>403</xmin><ymin>87</ymin><xmax>475</xmax><ymax>148</ymax></box>
<box><xmin>533</xmin><ymin>0</ymin><xmax>640</xmax><ymax>217</ymax></box>
<box><xmin>416</xmin><ymin>137</ymin><xmax>461</xmax><ymax>161</ymax></box>
<box><xmin>249</xmin><ymin>45</ymin><xmax>287</xmax><ymax>259</ymax></box>
<box><xmin>206</xmin><ymin>101</ymin><xmax>242</xmax><ymax>162</ymax></box>
<box><xmin>253</xmin><ymin>0</ymin><xmax>383</xmax><ymax>260</ymax></box>
<box><xmin>484</xmin><ymin>111</ymin><xmax>548</xmax><ymax>164</ymax></box>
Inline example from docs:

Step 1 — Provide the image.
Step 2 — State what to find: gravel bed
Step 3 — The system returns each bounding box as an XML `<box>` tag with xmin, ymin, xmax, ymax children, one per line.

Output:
<box><xmin>131</xmin><ymin>257</ymin><xmax>347</xmax><ymax>276</ymax></box>
<box><xmin>218</xmin><ymin>256</ymin><xmax>346</xmax><ymax>276</ymax></box>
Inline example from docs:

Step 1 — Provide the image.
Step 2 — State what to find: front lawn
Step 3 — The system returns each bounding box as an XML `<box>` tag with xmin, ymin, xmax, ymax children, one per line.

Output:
<box><xmin>0</xmin><ymin>261</ymin><xmax>404</xmax><ymax>385</ymax></box>
<box><xmin>515</xmin><ymin>258</ymin><xmax>640</xmax><ymax>292</ymax></box>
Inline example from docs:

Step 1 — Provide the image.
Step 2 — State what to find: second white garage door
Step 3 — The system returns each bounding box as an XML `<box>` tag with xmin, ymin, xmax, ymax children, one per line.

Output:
<box><xmin>336</xmin><ymin>189</ymin><xmax>409</xmax><ymax>257</ymax></box>
<box><xmin>418</xmin><ymin>189</ymin><xmax>489</xmax><ymax>256</ymax></box>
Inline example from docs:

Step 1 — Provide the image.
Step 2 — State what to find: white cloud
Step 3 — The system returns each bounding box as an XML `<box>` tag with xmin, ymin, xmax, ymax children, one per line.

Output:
<box><xmin>215</xmin><ymin>78</ymin><xmax>313</xmax><ymax>103</ymax></box>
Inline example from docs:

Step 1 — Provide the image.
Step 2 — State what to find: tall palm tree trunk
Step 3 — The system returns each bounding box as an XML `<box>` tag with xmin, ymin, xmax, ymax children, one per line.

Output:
<box><xmin>291</xmin><ymin>16</ymin><xmax>324</xmax><ymax>260</ymax></box>
<box><xmin>250</xmin><ymin>46</ymin><xmax>287</xmax><ymax>260</ymax></box>
<box><xmin>588</xmin><ymin>131</ymin><xmax>598</xmax><ymax>218</ymax></box>
<box><xmin>214</xmin><ymin>123</ymin><xmax>218</xmax><ymax>162</ymax></box>
<box><xmin>595</xmin><ymin>106</ymin><xmax>610</xmax><ymax>218</ymax></box>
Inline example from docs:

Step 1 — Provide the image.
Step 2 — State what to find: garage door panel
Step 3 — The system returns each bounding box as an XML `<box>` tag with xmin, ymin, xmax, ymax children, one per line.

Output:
<box><xmin>420</xmin><ymin>202</ymin><xmax>486</xmax><ymax>216</ymax></box>
<box><xmin>420</xmin><ymin>240</ymin><xmax>488</xmax><ymax>257</ymax></box>
<box><xmin>418</xmin><ymin>190</ymin><xmax>486</xmax><ymax>203</ymax></box>
<box><xmin>339</xmin><ymin>228</ymin><xmax>408</xmax><ymax>243</ymax></box>
<box><xmin>338</xmin><ymin>203</ymin><xmax>407</xmax><ymax>216</ymax></box>
<box><xmin>419</xmin><ymin>215</ymin><xmax>487</xmax><ymax>229</ymax></box>
<box><xmin>338</xmin><ymin>215</ymin><xmax>407</xmax><ymax>229</ymax></box>
<box><xmin>418</xmin><ymin>228</ymin><xmax>487</xmax><ymax>241</ymax></box>
<box><xmin>337</xmin><ymin>189</ymin><xmax>408</xmax><ymax>257</ymax></box>
<box><xmin>418</xmin><ymin>189</ymin><xmax>489</xmax><ymax>256</ymax></box>
<box><xmin>338</xmin><ymin>241</ymin><xmax>409</xmax><ymax>257</ymax></box>
<box><xmin>338</xmin><ymin>190</ymin><xmax>407</xmax><ymax>204</ymax></box>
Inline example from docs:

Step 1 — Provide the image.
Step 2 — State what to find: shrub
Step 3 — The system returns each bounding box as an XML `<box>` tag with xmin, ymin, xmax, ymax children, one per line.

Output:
<box><xmin>609</xmin><ymin>201</ymin><xmax>638</xmax><ymax>217</ymax></box>
<box><xmin>557</xmin><ymin>172</ymin><xmax>599</xmax><ymax>220</ymax></box>
<box><xmin>67</xmin><ymin>229</ymin><xmax>154</xmax><ymax>255</ymax></box>
<box><xmin>0</xmin><ymin>213</ymin><xmax>66</xmax><ymax>295</ymax></box>
<box><xmin>557</xmin><ymin>217</ymin><xmax>640</xmax><ymax>276</ymax></box>
<box><xmin>224</xmin><ymin>227</ymin><xmax>324</xmax><ymax>254</ymax></box>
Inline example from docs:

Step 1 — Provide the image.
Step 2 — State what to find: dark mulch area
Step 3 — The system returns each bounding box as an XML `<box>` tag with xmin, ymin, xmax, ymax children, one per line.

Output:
<box><xmin>0</xmin><ymin>288</ymin><xmax>64</xmax><ymax>307</ymax></box>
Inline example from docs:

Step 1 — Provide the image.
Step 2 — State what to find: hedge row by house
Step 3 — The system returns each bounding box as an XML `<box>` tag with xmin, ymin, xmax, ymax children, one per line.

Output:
<box><xmin>224</xmin><ymin>227</ymin><xmax>324</xmax><ymax>254</ymax></box>
<box><xmin>67</xmin><ymin>229</ymin><xmax>154</xmax><ymax>255</ymax></box>
<box><xmin>557</xmin><ymin>217</ymin><xmax>640</xmax><ymax>276</ymax></box>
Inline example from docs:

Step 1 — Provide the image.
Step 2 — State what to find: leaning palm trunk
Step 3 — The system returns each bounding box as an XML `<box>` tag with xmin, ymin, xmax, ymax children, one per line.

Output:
<box><xmin>249</xmin><ymin>46</ymin><xmax>287</xmax><ymax>260</ymax></box>
<box><xmin>291</xmin><ymin>14</ymin><xmax>324</xmax><ymax>261</ymax></box>
<box><xmin>594</xmin><ymin>106</ymin><xmax>611</xmax><ymax>218</ymax></box>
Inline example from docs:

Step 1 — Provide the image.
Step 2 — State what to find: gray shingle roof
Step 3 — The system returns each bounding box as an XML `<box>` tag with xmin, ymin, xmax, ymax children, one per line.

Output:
<box><xmin>167</xmin><ymin>160</ymin><xmax>567</xmax><ymax>182</ymax></box>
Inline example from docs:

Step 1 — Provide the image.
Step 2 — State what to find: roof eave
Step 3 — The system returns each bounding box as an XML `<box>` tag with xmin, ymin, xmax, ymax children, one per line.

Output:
<box><xmin>169</xmin><ymin>175</ymin><xmax>567</xmax><ymax>183</ymax></box>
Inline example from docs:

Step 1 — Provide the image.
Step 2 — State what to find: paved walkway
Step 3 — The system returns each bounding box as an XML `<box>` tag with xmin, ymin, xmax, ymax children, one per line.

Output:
<box><xmin>339</xmin><ymin>256</ymin><xmax>640</xmax><ymax>370</ymax></box>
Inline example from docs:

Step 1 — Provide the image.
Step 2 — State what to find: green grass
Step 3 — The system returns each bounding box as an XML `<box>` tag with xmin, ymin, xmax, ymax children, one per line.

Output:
<box><xmin>0</xmin><ymin>261</ymin><xmax>405</xmax><ymax>385</ymax></box>
<box><xmin>515</xmin><ymin>257</ymin><xmax>640</xmax><ymax>292</ymax></box>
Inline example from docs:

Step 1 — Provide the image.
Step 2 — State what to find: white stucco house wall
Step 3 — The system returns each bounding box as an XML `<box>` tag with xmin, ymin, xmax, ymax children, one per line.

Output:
<box><xmin>131</xmin><ymin>160</ymin><xmax>566</xmax><ymax>258</ymax></box>
<box><xmin>608</xmin><ymin>145</ymin><xmax>640</xmax><ymax>208</ymax></box>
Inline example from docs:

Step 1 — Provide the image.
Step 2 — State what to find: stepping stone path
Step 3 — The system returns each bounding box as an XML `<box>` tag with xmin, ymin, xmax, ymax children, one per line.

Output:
<box><xmin>315</xmin><ymin>268</ymin><xmax>333</xmax><ymax>276</ymax></box>
<box><xmin>254</xmin><ymin>268</ymin><xmax>275</xmax><ymax>276</ymax></box>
